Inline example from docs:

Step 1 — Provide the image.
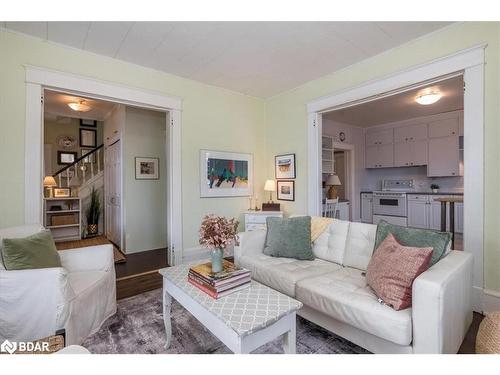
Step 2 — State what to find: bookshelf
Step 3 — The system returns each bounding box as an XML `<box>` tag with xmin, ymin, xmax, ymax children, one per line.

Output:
<box><xmin>44</xmin><ymin>197</ymin><xmax>82</xmax><ymax>242</ymax></box>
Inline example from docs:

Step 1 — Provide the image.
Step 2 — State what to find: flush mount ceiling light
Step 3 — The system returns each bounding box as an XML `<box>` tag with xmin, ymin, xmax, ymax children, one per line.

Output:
<box><xmin>415</xmin><ymin>92</ymin><xmax>442</xmax><ymax>105</ymax></box>
<box><xmin>68</xmin><ymin>99</ymin><xmax>91</xmax><ymax>112</ymax></box>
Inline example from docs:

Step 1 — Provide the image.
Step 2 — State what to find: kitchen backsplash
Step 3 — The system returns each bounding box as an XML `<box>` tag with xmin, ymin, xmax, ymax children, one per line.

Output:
<box><xmin>362</xmin><ymin>166</ymin><xmax>464</xmax><ymax>192</ymax></box>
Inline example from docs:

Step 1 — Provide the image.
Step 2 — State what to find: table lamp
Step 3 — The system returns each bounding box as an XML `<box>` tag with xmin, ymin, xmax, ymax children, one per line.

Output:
<box><xmin>43</xmin><ymin>176</ymin><xmax>57</xmax><ymax>198</ymax></box>
<box><xmin>262</xmin><ymin>179</ymin><xmax>280</xmax><ymax>211</ymax></box>
<box><xmin>264</xmin><ymin>179</ymin><xmax>276</xmax><ymax>203</ymax></box>
<box><xmin>326</xmin><ymin>174</ymin><xmax>341</xmax><ymax>199</ymax></box>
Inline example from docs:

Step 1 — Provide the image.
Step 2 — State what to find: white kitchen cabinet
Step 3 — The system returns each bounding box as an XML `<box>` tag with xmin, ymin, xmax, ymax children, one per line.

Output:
<box><xmin>407</xmin><ymin>195</ymin><xmax>430</xmax><ymax>229</ymax></box>
<box><xmin>360</xmin><ymin>193</ymin><xmax>373</xmax><ymax>223</ymax></box>
<box><xmin>365</xmin><ymin>128</ymin><xmax>393</xmax><ymax>146</ymax></box>
<box><xmin>394</xmin><ymin>140</ymin><xmax>428</xmax><ymax>167</ymax></box>
<box><xmin>428</xmin><ymin>136</ymin><xmax>460</xmax><ymax>177</ymax></box>
<box><xmin>428</xmin><ymin>117</ymin><xmax>459</xmax><ymax>138</ymax></box>
<box><xmin>365</xmin><ymin>143</ymin><xmax>394</xmax><ymax>168</ymax></box>
<box><xmin>394</xmin><ymin>123</ymin><xmax>427</xmax><ymax>143</ymax></box>
<box><xmin>429</xmin><ymin>198</ymin><xmax>445</xmax><ymax>231</ymax></box>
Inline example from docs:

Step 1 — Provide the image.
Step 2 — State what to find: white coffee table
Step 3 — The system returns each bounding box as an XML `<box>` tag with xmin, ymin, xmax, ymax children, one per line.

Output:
<box><xmin>159</xmin><ymin>264</ymin><xmax>302</xmax><ymax>354</ymax></box>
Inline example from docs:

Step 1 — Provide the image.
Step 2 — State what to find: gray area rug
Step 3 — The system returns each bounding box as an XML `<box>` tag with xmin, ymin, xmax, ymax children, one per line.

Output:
<box><xmin>83</xmin><ymin>288</ymin><xmax>370</xmax><ymax>354</ymax></box>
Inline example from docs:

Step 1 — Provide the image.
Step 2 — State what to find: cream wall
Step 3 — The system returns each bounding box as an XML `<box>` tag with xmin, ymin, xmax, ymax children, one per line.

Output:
<box><xmin>123</xmin><ymin>107</ymin><xmax>167</xmax><ymax>253</ymax></box>
<box><xmin>0</xmin><ymin>30</ymin><xmax>266</xmax><ymax>250</ymax></box>
<box><xmin>265</xmin><ymin>22</ymin><xmax>500</xmax><ymax>292</ymax></box>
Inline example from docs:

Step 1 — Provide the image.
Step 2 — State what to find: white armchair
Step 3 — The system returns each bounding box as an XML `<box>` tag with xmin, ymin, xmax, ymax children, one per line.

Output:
<box><xmin>0</xmin><ymin>225</ymin><xmax>116</xmax><ymax>345</ymax></box>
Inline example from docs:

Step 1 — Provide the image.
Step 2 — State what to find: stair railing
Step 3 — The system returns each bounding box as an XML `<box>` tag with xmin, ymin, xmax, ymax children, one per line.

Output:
<box><xmin>53</xmin><ymin>144</ymin><xmax>104</xmax><ymax>188</ymax></box>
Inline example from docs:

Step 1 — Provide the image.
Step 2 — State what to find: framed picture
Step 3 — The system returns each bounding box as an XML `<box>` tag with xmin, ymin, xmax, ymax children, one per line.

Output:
<box><xmin>80</xmin><ymin>128</ymin><xmax>96</xmax><ymax>147</ymax></box>
<box><xmin>275</xmin><ymin>153</ymin><xmax>296</xmax><ymax>179</ymax></box>
<box><xmin>53</xmin><ymin>188</ymin><xmax>71</xmax><ymax>198</ymax></box>
<box><xmin>80</xmin><ymin>119</ymin><xmax>97</xmax><ymax>127</ymax></box>
<box><xmin>57</xmin><ymin>151</ymin><xmax>77</xmax><ymax>165</ymax></box>
<box><xmin>81</xmin><ymin>148</ymin><xmax>95</xmax><ymax>163</ymax></box>
<box><xmin>277</xmin><ymin>180</ymin><xmax>295</xmax><ymax>201</ymax></box>
<box><xmin>200</xmin><ymin>150</ymin><xmax>253</xmax><ymax>197</ymax></box>
<box><xmin>135</xmin><ymin>157</ymin><xmax>159</xmax><ymax>180</ymax></box>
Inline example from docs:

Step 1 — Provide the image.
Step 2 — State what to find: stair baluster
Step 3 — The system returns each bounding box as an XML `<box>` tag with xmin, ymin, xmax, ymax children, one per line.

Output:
<box><xmin>97</xmin><ymin>148</ymin><xmax>101</xmax><ymax>174</ymax></box>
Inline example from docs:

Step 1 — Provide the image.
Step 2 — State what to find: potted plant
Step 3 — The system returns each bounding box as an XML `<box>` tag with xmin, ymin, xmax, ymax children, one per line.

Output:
<box><xmin>430</xmin><ymin>184</ymin><xmax>440</xmax><ymax>194</ymax></box>
<box><xmin>199</xmin><ymin>214</ymin><xmax>239</xmax><ymax>273</ymax></box>
<box><xmin>86</xmin><ymin>187</ymin><xmax>101</xmax><ymax>237</ymax></box>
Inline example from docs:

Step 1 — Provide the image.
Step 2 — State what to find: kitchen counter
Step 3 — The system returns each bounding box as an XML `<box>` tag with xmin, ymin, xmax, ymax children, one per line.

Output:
<box><xmin>360</xmin><ymin>191</ymin><xmax>463</xmax><ymax>195</ymax></box>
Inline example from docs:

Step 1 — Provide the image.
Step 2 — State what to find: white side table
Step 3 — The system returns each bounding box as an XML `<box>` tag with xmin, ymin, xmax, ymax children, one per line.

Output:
<box><xmin>244</xmin><ymin>210</ymin><xmax>283</xmax><ymax>231</ymax></box>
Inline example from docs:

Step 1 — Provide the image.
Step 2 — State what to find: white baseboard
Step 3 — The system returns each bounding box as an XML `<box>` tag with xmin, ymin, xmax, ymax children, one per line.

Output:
<box><xmin>483</xmin><ymin>289</ymin><xmax>500</xmax><ymax>313</ymax></box>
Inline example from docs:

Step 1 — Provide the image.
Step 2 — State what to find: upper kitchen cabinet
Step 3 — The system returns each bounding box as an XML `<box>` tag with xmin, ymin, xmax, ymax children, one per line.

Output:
<box><xmin>365</xmin><ymin>128</ymin><xmax>393</xmax><ymax>146</ymax></box>
<box><xmin>394</xmin><ymin>123</ymin><xmax>427</xmax><ymax>143</ymax></box>
<box><xmin>365</xmin><ymin>143</ymin><xmax>394</xmax><ymax>168</ymax></box>
<box><xmin>427</xmin><ymin>114</ymin><xmax>461</xmax><ymax>177</ymax></box>
<box><xmin>428</xmin><ymin>117</ymin><xmax>459</xmax><ymax>138</ymax></box>
<box><xmin>428</xmin><ymin>135</ymin><xmax>460</xmax><ymax>177</ymax></box>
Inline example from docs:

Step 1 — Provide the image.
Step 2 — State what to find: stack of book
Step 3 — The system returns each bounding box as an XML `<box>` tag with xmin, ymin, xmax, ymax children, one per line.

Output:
<box><xmin>188</xmin><ymin>260</ymin><xmax>251</xmax><ymax>299</ymax></box>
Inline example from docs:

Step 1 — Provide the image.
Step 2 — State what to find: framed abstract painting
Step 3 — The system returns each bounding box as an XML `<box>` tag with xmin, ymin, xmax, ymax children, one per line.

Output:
<box><xmin>200</xmin><ymin>150</ymin><xmax>253</xmax><ymax>197</ymax></box>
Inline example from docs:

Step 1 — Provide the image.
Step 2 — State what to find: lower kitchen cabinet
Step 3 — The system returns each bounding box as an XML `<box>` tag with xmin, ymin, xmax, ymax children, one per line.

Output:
<box><xmin>408</xmin><ymin>194</ymin><xmax>463</xmax><ymax>233</ymax></box>
<box><xmin>407</xmin><ymin>195</ymin><xmax>430</xmax><ymax>229</ymax></box>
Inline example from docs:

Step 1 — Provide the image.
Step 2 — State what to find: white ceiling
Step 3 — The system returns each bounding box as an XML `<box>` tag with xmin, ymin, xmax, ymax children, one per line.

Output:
<box><xmin>44</xmin><ymin>90</ymin><xmax>117</xmax><ymax>121</ymax></box>
<box><xmin>3</xmin><ymin>22</ymin><xmax>451</xmax><ymax>98</ymax></box>
<box><xmin>323</xmin><ymin>75</ymin><xmax>464</xmax><ymax>127</ymax></box>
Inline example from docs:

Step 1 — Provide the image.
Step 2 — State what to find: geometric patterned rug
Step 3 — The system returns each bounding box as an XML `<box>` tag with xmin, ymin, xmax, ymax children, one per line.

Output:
<box><xmin>82</xmin><ymin>288</ymin><xmax>370</xmax><ymax>354</ymax></box>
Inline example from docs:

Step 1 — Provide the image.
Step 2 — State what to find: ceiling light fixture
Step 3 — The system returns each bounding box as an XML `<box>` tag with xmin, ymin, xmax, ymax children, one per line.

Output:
<box><xmin>68</xmin><ymin>99</ymin><xmax>91</xmax><ymax>112</ymax></box>
<box><xmin>415</xmin><ymin>92</ymin><xmax>442</xmax><ymax>105</ymax></box>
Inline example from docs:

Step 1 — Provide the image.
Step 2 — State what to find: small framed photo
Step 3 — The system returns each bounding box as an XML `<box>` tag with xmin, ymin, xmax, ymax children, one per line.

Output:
<box><xmin>80</xmin><ymin>119</ymin><xmax>97</xmax><ymax>128</ymax></box>
<box><xmin>57</xmin><ymin>151</ymin><xmax>77</xmax><ymax>165</ymax></box>
<box><xmin>80</xmin><ymin>128</ymin><xmax>97</xmax><ymax>147</ymax></box>
<box><xmin>53</xmin><ymin>188</ymin><xmax>71</xmax><ymax>198</ymax></box>
<box><xmin>81</xmin><ymin>148</ymin><xmax>95</xmax><ymax>163</ymax></box>
<box><xmin>135</xmin><ymin>157</ymin><xmax>159</xmax><ymax>180</ymax></box>
<box><xmin>277</xmin><ymin>180</ymin><xmax>295</xmax><ymax>201</ymax></box>
<box><xmin>275</xmin><ymin>153</ymin><xmax>296</xmax><ymax>179</ymax></box>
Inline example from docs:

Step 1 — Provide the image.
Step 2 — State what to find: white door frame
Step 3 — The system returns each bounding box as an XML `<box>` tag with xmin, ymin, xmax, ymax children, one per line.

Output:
<box><xmin>307</xmin><ymin>44</ymin><xmax>486</xmax><ymax>311</ymax></box>
<box><xmin>24</xmin><ymin>65</ymin><xmax>183</xmax><ymax>265</ymax></box>
<box><xmin>332</xmin><ymin>142</ymin><xmax>355</xmax><ymax>220</ymax></box>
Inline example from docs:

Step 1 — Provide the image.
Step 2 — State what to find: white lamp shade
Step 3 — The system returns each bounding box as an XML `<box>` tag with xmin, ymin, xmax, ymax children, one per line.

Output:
<box><xmin>326</xmin><ymin>174</ymin><xmax>341</xmax><ymax>186</ymax></box>
<box><xmin>43</xmin><ymin>176</ymin><xmax>57</xmax><ymax>187</ymax></box>
<box><xmin>264</xmin><ymin>179</ymin><xmax>276</xmax><ymax>192</ymax></box>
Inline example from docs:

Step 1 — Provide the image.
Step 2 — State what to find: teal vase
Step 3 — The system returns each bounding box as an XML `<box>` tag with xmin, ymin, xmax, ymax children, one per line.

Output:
<box><xmin>210</xmin><ymin>248</ymin><xmax>224</xmax><ymax>273</ymax></box>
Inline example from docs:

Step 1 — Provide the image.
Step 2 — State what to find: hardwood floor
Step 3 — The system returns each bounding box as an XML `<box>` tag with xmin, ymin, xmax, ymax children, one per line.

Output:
<box><xmin>458</xmin><ymin>312</ymin><xmax>484</xmax><ymax>354</ymax></box>
<box><xmin>115</xmin><ymin>248</ymin><xmax>168</xmax><ymax>300</ymax></box>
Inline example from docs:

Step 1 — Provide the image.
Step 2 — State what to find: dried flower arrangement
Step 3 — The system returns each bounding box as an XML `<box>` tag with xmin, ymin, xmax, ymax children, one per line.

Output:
<box><xmin>199</xmin><ymin>214</ymin><xmax>239</xmax><ymax>251</ymax></box>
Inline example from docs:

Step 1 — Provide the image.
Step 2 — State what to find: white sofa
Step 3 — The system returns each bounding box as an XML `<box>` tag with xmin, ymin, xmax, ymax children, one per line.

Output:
<box><xmin>0</xmin><ymin>224</ymin><xmax>116</xmax><ymax>346</ymax></box>
<box><xmin>234</xmin><ymin>219</ymin><xmax>473</xmax><ymax>354</ymax></box>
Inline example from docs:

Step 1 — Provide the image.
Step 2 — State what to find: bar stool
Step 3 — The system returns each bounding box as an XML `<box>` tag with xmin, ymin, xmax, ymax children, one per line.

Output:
<box><xmin>434</xmin><ymin>196</ymin><xmax>463</xmax><ymax>249</ymax></box>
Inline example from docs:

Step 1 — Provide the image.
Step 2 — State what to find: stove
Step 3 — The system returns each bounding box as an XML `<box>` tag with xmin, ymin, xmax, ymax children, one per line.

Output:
<box><xmin>372</xmin><ymin>179</ymin><xmax>414</xmax><ymax>226</ymax></box>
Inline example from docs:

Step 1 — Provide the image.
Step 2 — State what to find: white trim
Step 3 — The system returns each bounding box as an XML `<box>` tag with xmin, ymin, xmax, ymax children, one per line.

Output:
<box><xmin>25</xmin><ymin>65</ymin><xmax>182</xmax><ymax>111</ymax></box>
<box><xmin>25</xmin><ymin>83</ymin><xmax>43</xmax><ymax>224</ymax></box>
<box><xmin>306</xmin><ymin>45</ymin><xmax>486</xmax><ymax>311</ymax></box>
<box><xmin>25</xmin><ymin>66</ymin><xmax>183</xmax><ymax>265</ymax></box>
<box><xmin>307</xmin><ymin>44</ymin><xmax>486</xmax><ymax>114</ymax></box>
<box><xmin>332</xmin><ymin>142</ymin><xmax>356</xmax><ymax>221</ymax></box>
<box><xmin>307</xmin><ymin>112</ymin><xmax>322</xmax><ymax>216</ymax></box>
<box><xmin>483</xmin><ymin>289</ymin><xmax>500</xmax><ymax>313</ymax></box>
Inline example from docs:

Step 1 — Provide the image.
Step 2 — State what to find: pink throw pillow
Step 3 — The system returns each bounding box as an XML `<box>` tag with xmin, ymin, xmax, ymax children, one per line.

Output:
<box><xmin>366</xmin><ymin>233</ymin><xmax>433</xmax><ymax>310</ymax></box>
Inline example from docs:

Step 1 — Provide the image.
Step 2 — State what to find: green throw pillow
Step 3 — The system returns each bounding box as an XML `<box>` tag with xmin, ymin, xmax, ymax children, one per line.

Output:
<box><xmin>374</xmin><ymin>220</ymin><xmax>451</xmax><ymax>266</ymax></box>
<box><xmin>264</xmin><ymin>216</ymin><xmax>314</xmax><ymax>260</ymax></box>
<box><xmin>1</xmin><ymin>230</ymin><xmax>61</xmax><ymax>270</ymax></box>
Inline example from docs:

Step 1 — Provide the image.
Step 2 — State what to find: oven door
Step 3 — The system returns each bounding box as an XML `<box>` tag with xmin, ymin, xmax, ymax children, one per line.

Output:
<box><xmin>373</xmin><ymin>196</ymin><xmax>406</xmax><ymax>217</ymax></box>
